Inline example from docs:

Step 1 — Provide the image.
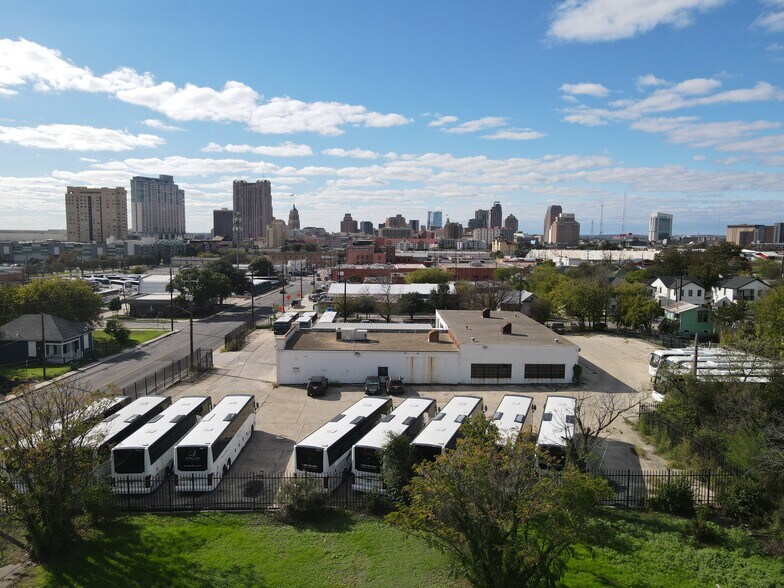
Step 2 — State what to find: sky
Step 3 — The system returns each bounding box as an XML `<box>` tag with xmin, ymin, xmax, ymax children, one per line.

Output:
<box><xmin>1</xmin><ymin>0</ymin><xmax>783</xmax><ymax>236</ymax></box>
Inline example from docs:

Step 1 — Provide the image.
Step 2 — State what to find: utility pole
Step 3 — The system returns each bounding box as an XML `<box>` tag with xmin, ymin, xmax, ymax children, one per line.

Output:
<box><xmin>250</xmin><ymin>270</ymin><xmax>255</xmax><ymax>326</ymax></box>
<box><xmin>40</xmin><ymin>312</ymin><xmax>47</xmax><ymax>380</ymax></box>
<box><xmin>169</xmin><ymin>266</ymin><xmax>174</xmax><ymax>332</ymax></box>
<box><xmin>233</xmin><ymin>211</ymin><xmax>242</xmax><ymax>270</ymax></box>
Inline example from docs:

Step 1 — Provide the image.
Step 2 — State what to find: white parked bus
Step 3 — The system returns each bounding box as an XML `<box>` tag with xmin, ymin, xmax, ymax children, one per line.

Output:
<box><xmin>273</xmin><ymin>311</ymin><xmax>300</xmax><ymax>335</ymax></box>
<box><xmin>491</xmin><ymin>394</ymin><xmax>533</xmax><ymax>445</ymax></box>
<box><xmin>351</xmin><ymin>398</ymin><xmax>437</xmax><ymax>493</ymax></box>
<box><xmin>648</xmin><ymin>347</ymin><xmax>731</xmax><ymax>377</ymax></box>
<box><xmin>294</xmin><ymin>396</ymin><xmax>393</xmax><ymax>491</ymax></box>
<box><xmin>174</xmin><ymin>395</ymin><xmax>258</xmax><ymax>491</ymax></box>
<box><xmin>111</xmin><ymin>396</ymin><xmax>212</xmax><ymax>493</ymax></box>
<box><xmin>652</xmin><ymin>362</ymin><xmax>772</xmax><ymax>402</ymax></box>
<box><xmin>297</xmin><ymin>311</ymin><xmax>319</xmax><ymax>329</ymax></box>
<box><xmin>411</xmin><ymin>396</ymin><xmax>484</xmax><ymax>462</ymax></box>
<box><xmin>536</xmin><ymin>395</ymin><xmax>576</xmax><ymax>468</ymax></box>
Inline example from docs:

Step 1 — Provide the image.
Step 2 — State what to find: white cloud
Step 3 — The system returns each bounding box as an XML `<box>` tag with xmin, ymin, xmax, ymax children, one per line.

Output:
<box><xmin>321</xmin><ymin>148</ymin><xmax>380</xmax><ymax>160</ymax></box>
<box><xmin>91</xmin><ymin>156</ymin><xmax>279</xmax><ymax>177</ymax></box>
<box><xmin>428</xmin><ymin>114</ymin><xmax>459</xmax><ymax>127</ymax></box>
<box><xmin>715</xmin><ymin>134</ymin><xmax>784</xmax><ymax>154</ymax></box>
<box><xmin>142</xmin><ymin>119</ymin><xmax>183</xmax><ymax>132</ymax></box>
<box><xmin>201</xmin><ymin>142</ymin><xmax>313</xmax><ymax>157</ymax></box>
<box><xmin>630</xmin><ymin>117</ymin><xmax>781</xmax><ymax>149</ymax></box>
<box><xmin>482</xmin><ymin>128</ymin><xmax>546</xmax><ymax>141</ymax></box>
<box><xmin>442</xmin><ymin>116</ymin><xmax>508</xmax><ymax>134</ymax></box>
<box><xmin>549</xmin><ymin>0</ymin><xmax>729</xmax><ymax>42</ymax></box>
<box><xmin>0</xmin><ymin>124</ymin><xmax>163</xmax><ymax>151</ymax></box>
<box><xmin>0</xmin><ymin>38</ymin><xmax>412</xmax><ymax>136</ymax></box>
<box><xmin>636</xmin><ymin>74</ymin><xmax>667</xmax><ymax>88</ymax></box>
<box><xmin>560</xmin><ymin>82</ymin><xmax>610</xmax><ymax>97</ymax></box>
<box><xmin>755</xmin><ymin>0</ymin><xmax>784</xmax><ymax>33</ymax></box>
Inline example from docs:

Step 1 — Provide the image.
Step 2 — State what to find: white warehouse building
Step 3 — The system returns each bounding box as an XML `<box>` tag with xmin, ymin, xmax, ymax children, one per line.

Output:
<box><xmin>275</xmin><ymin>309</ymin><xmax>579</xmax><ymax>386</ymax></box>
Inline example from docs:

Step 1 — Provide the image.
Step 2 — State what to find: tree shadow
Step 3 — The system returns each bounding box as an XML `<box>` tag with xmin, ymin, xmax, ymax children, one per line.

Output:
<box><xmin>578</xmin><ymin>357</ymin><xmax>637</xmax><ymax>394</ymax></box>
<box><xmin>285</xmin><ymin>508</ymin><xmax>357</xmax><ymax>534</ymax></box>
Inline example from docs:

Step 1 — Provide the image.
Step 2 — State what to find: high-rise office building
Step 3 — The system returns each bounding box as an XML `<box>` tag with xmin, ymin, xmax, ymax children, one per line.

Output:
<box><xmin>340</xmin><ymin>213</ymin><xmax>358</xmax><ymax>234</ymax></box>
<box><xmin>65</xmin><ymin>186</ymin><xmax>128</xmax><ymax>243</ymax></box>
<box><xmin>504</xmin><ymin>214</ymin><xmax>518</xmax><ymax>234</ymax></box>
<box><xmin>648</xmin><ymin>212</ymin><xmax>673</xmax><ymax>242</ymax></box>
<box><xmin>443</xmin><ymin>218</ymin><xmax>463</xmax><ymax>240</ymax></box>
<box><xmin>473</xmin><ymin>209</ymin><xmax>490</xmax><ymax>229</ymax></box>
<box><xmin>130</xmin><ymin>175</ymin><xmax>186</xmax><ymax>239</ymax></box>
<box><xmin>490</xmin><ymin>201</ymin><xmax>502</xmax><ymax>228</ymax></box>
<box><xmin>408</xmin><ymin>219</ymin><xmax>420</xmax><ymax>233</ymax></box>
<box><xmin>213</xmin><ymin>208</ymin><xmax>234</xmax><ymax>240</ymax></box>
<box><xmin>726</xmin><ymin>224</ymin><xmax>766</xmax><ymax>247</ymax></box>
<box><xmin>543</xmin><ymin>205</ymin><xmax>562</xmax><ymax>243</ymax></box>
<box><xmin>233</xmin><ymin>180</ymin><xmax>272</xmax><ymax>241</ymax></box>
<box><xmin>266</xmin><ymin>218</ymin><xmax>287</xmax><ymax>249</ymax></box>
<box><xmin>550</xmin><ymin>213</ymin><xmax>580</xmax><ymax>245</ymax></box>
<box><xmin>385</xmin><ymin>214</ymin><xmax>407</xmax><ymax>228</ymax></box>
<box><xmin>288</xmin><ymin>204</ymin><xmax>300</xmax><ymax>230</ymax></box>
<box><xmin>359</xmin><ymin>221</ymin><xmax>374</xmax><ymax>235</ymax></box>
<box><xmin>427</xmin><ymin>210</ymin><xmax>443</xmax><ymax>229</ymax></box>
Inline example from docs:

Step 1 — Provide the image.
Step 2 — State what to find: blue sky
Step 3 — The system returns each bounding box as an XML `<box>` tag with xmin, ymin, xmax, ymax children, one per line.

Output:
<box><xmin>1</xmin><ymin>0</ymin><xmax>783</xmax><ymax>235</ymax></box>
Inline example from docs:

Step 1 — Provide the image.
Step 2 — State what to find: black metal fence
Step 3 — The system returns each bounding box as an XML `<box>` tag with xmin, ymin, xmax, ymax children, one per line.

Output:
<box><xmin>638</xmin><ymin>403</ymin><xmax>732</xmax><ymax>471</ymax></box>
<box><xmin>224</xmin><ymin>320</ymin><xmax>254</xmax><ymax>351</ymax></box>
<box><xmin>109</xmin><ymin>468</ymin><xmax>734</xmax><ymax>513</ymax></box>
<box><xmin>119</xmin><ymin>348</ymin><xmax>213</xmax><ymax>399</ymax></box>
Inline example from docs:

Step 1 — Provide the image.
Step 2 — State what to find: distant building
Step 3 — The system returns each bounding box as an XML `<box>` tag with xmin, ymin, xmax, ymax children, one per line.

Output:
<box><xmin>504</xmin><ymin>214</ymin><xmax>518</xmax><ymax>233</ymax></box>
<box><xmin>130</xmin><ymin>175</ymin><xmax>185</xmax><ymax>239</ymax></box>
<box><xmin>550</xmin><ymin>213</ymin><xmax>580</xmax><ymax>245</ymax></box>
<box><xmin>233</xmin><ymin>180</ymin><xmax>272</xmax><ymax>241</ymax></box>
<box><xmin>443</xmin><ymin>218</ymin><xmax>463</xmax><ymax>240</ymax></box>
<box><xmin>287</xmin><ymin>204</ymin><xmax>300</xmax><ymax>230</ymax></box>
<box><xmin>427</xmin><ymin>210</ymin><xmax>443</xmax><ymax>229</ymax></box>
<box><xmin>213</xmin><ymin>208</ymin><xmax>234</xmax><ymax>240</ymax></box>
<box><xmin>266</xmin><ymin>218</ymin><xmax>287</xmax><ymax>248</ymax></box>
<box><xmin>65</xmin><ymin>186</ymin><xmax>128</xmax><ymax>243</ymax></box>
<box><xmin>648</xmin><ymin>212</ymin><xmax>673</xmax><ymax>242</ymax></box>
<box><xmin>726</xmin><ymin>224</ymin><xmax>766</xmax><ymax>247</ymax></box>
<box><xmin>408</xmin><ymin>219</ymin><xmax>420</xmax><ymax>233</ymax></box>
<box><xmin>473</xmin><ymin>209</ymin><xmax>490</xmax><ymax>229</ymax></box>
<box><xmin>543</xmin><ymin>205</ymin><xmax>563</xmax><ymax>244</ymax></box>
<box><xmin>340</xmin><ymin>213</ymin><xmax>358</xmax><ymax>234</ymax></box>
<box><xmin>473</xmin><ymin>227</ymin><xmax>502</xmax><ymax>243</ymax></box>
<box><xmin>385</xmin><ymin>214</ymin><xmax>407</xmax><ymax>228</ymax></box>
<box><xmin>359</xmin><ymin>221</ymin><xmax>374</xmax><ymax>235</ymax></box>
<box><xmin>490</xmin><ymin>201</ymin><xmax>502</xmax><ymax>228</ymax></box>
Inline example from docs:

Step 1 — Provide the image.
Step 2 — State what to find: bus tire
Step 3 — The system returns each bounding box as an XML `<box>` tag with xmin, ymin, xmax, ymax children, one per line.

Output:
<box><xmin>164</xmin><ymin>466</ymin><xmax>172</xmax><ymax>477</ymax></box>
<box><xmin>227</xmin><ymin>458</ymin><xmax>232</xmax><ymax>468</ymax></box>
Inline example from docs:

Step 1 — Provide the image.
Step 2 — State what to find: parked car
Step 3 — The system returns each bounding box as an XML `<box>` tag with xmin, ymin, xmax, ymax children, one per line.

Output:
<box><xmin>306</xmin><ymin>376</ymin><xmax>329</xmax><ymax>397</ymax></box>
<box><xmin>364</xmin><ymin>376</ymin><xmax>382</xmax><ymax>395</ymax></box>
<box><xmin>551</xmin><ymin>322</ymin><xmax>565</xmax><ymax>335</ymax></box>
<box><xmin>387</xmin><ymin>376</ymin><xmax>404</xmax><ymax>395</ymax></box>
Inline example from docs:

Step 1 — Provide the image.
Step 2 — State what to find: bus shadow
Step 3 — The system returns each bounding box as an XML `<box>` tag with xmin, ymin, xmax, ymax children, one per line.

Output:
<box><xmin>578</xmin><ymin>358</ymin><xmax>637</xmax><ymax>394</ymax></box>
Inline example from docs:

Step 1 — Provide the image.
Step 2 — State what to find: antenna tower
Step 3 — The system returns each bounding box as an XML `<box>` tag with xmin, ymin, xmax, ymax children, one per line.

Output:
<box><xmin>621</xmin><ymin>193</ymin><xmax>627</xmax><ymax>235</ymax></box>
<box><xmin>599</xmin><ymin>204</ymin><xmax>604</xmax><ymax>238</ymax></box>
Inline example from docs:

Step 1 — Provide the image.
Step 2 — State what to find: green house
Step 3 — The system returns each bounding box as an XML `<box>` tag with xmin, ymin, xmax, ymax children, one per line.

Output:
<box><xmin>662</xmin><ymin>301</ymin><xmax>715</xmax><ymax>338</ymax></box>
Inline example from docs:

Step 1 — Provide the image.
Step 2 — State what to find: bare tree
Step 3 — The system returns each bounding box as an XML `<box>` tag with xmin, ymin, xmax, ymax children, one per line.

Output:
<box><xmin>374</xmin><ymin>278</ymin><xmax>397</xmax><ymax>323</ymax></box>
<box><xmin>0</xmin><ymin>379</ymin><xmax>115</xmax><ymax>560</ymax></box>
<box><xmin>567</xmin><ymin>391</ymin><xmax>645</xmax><ymax>471</ymax></box>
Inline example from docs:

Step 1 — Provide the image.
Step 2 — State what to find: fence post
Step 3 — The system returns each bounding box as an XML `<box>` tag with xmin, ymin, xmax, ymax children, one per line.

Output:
<box><xmin>154</xmin><ymin>371</ymin><xmax>158</xmax><ymax>393</ymax></box>
<box><xmin>706</xmin><ymin>469</ymin><xmax>712</xmax><ymax>506</ymax></box>
<box><xmin>192</xmin><ymin>474</ymin><xmax>196</xmax><ymax>512</ymax></box>
<box><xmin>626</xmin><ymin>469</ymin><xmax>631</xmax><ymax>508</ymax></box>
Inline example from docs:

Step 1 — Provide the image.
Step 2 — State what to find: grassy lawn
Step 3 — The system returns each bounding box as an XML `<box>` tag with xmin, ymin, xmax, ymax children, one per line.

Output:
<box><xmin>0</xmin><ymin>364</ymin><xmax>72</xmax><ymax>381</ymax></box>
<box><xmin>26</xmin><ymin>511</ymin><xmax>461</xmax><ymax>588</ymax></box>
<box><xmin>16</xmin><ymin>508</ymin><xmax>784</xmax><ymax>588</ymax></box>
<box><xmin>92</xmin><ymin>329</ymin><xmax>168</xmax><ymax>357</ymax></box>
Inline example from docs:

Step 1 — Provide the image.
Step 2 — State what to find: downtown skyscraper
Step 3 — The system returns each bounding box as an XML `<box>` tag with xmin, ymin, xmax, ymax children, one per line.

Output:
<box><xmin>233</xmin><ymin>180</ymin><xmax>273</xmax><ymax>241</ymax></box>
<box><xmin>130</xmin><ymin>175</ymin><xmax>186</xmax><ymax>239</ymax></box>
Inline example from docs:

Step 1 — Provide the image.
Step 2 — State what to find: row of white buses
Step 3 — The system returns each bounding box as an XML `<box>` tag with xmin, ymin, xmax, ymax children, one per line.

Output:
<box><xmin>294</xmin><ymin>394</ymin><xmax>578</xmax><ymax>493</ymax></box>
<box><xmin>110</xmin><ymin>394</ymin><xmax>258</xmax><ymax>494</ymax></box>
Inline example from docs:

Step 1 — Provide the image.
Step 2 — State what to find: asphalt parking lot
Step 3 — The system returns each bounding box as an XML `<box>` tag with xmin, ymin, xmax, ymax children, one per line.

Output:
<box><xmin>161</xmin><ymin>327</ymin><xmax>668</xmax><ymax>475</ymax></box>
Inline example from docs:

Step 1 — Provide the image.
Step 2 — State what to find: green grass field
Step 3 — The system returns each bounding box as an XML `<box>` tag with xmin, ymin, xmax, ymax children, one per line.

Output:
<box><xmin>0</xmin><ymin>364</ymin><xmax>72</xmax><ymax>380</ymax></box>
<box><xmin>19</xmin><ymin>509</ymin><xmax>783</xmax><ymax>588</ymax></box>
<box><xmin>92</xmin><ymin>329</ymin><xmax>167</xmax><ymax>357</ymax></box>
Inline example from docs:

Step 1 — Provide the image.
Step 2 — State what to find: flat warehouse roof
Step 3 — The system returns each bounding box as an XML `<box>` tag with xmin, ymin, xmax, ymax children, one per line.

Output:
<box><xmin>438</xmin><ymin>310</ymin><xmax>580</xmax><ymax>349</ymax></box>
<box><xmin>286</xmin><ymin>331</ymin><xmax>458</xmax><ymax>352</ymax></box>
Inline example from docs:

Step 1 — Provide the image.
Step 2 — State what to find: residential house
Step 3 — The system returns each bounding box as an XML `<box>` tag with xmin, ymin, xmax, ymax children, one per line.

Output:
<box><xmin>650</xmin><ymin>276</ymin><xmax>706</xmax><ymax>306</ymax></box>
<box><xmin>0</xmin><ymin>314</ymin><xmax>94</xmax><ymax>365</ymax></box>
<box><xmin>712</xmin><ymin>277</ymin><xmax>772</xmax><ymax>307</ymax></box>
<box><xmin>661</xmin><ymin>302</ymin><xmax>715</xmax><ymax>338</ymax></box>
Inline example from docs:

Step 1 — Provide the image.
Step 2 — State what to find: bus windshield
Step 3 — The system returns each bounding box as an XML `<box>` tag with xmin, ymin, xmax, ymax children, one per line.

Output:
<box><xmin>414</xmin><ymin>444</ymin><xmax>442</xmax><ymax>463</ymax></box>
<box><xmin>296</xmin><ymin>447</ymin><xmax>324</xmax><ymax>473</ymax></box>
<box><xmin>113</xmin><ymin>448</ymin><xmax>145</xmax><ymax>474</ymax></box>
<box><xmin>176</xmin><ymin>446</ymin><xmax>208</xmax><ymax>471</ymax></box>
<box><xmin>354</xmin><ymin>446</ymin><xmax>381</xmax><ymax>473</ymax></box>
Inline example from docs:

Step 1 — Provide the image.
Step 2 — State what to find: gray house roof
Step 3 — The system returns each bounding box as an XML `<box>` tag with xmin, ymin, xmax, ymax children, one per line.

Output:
<box><xmin>653</xmin><ymin>275</ymin><xmax>705</xmax><ymax>289</ymax></box>
<box><xmin>0</xmin><ymin>314</ymin><xmax>92</xmax><ymax>342</ymax></box>
<box><xmin>715</xmin><ymin>276</ymin><xmax>770</xmax><ymax>290</ymax></box>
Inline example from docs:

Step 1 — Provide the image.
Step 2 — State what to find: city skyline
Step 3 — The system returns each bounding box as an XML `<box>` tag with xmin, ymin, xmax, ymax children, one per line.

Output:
<box><xmin>1</xmin><ymin>2</ymin><xmax>784</xmax><ymax>234</ymax></box>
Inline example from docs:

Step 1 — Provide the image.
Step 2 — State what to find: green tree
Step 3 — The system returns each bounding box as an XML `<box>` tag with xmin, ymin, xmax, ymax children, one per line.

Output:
<box><xmin>248</xmin><ymin>256</ymin><xmax>275</xmax><ymax>277</ymax></box>
<box><xmin>493</xmin><ymin>266</ymin><xmax>524</xmax><ymax>284</ymax></box>
<box><xmin>613</xmin><ymin>282</ymin><xmax>662</xmax><ymax>332</ymax></box>
<box><xmin>752</xmin><ymin>284</ymin><xmax>784</xmax><ymax>355</ymax></box>
<box><xmin>168</xmin><ymin>267</ymin><xmax>232</xmax><ymax>307</ymax></box>
<box><xmin>0</xmin><ymin>284</ymin><xmax>21</xmax><ymax>325</ymax></box>
<box><xmin>398</xmin><ymin>292</ymin><xmax>427</xmax><ymax>319</ymax></box>
<box><xmin>429</xmin><ymin>283</ymin><xmax>452</xmax><ymax>311</ymax></box>
<box><xmin>204</xmin><ymin>259</ymin><xmax>249</xmax><ymax>295</ymax></box>
<box><xmin>107</xmin><ymin>297</ymin><xmax>122</xmax><ymax>313</ymax></box>
<box><xmin>16</xmin><ymin>278</ymin><xmax>102</xmax><ymax>324</ymax></box>
<box><xmin>524</xmin><ymin>261</ymin><xmax>563</xmax><ymax>298</ymax></box>
<box><xmin>379</xmin><ymin>432</ymin><xmax>417</xmax><ymax>499</ymax></box>
<box><xmin>353</xmin><ymin>294</ymin><xmax>376</xmax><ymax>319</ymax></box>
<box><xmin>552</xmin><ymin>277</ymin><xmax>609</xmax><ymax>329</ymax></box>
<box><xmin>347</xmin><ymin>274</ymin><xmax>363</xmax><ymax>284</ymax></box>
<box><xmin>714</xmin><ymin>299</ymin><xmax>751</xmax><ymax>339</ymax></box>
<box><xmin>388</xmin><ymin>415</ymin><xmax>610</xmax><ymax>588</ymax></box>
<box><xmin>404</xmin><ymin>268</ymin><xmax>452</xmax><ymax>284</ymax></box>
<box><xmin>104</xmin><ymin>318</ymin><xmax>130</xmax><ymax>343</ymax></box>
<box><xmin>0</xmin><ymin>381</ymin><xmax>117</xmax><ymax>560</ymax></box>
<box><xmin>750</xmin><ymin>258</ymin><xmax>782</xmax><ymax>280</ymax></box>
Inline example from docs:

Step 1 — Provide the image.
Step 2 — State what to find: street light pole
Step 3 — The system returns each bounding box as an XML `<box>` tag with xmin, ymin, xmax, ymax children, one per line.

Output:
<box><xmin>233</xmin><ymin>212</ymin><xmax>242</xmax><ymax>270</ymax></box>
<box><xmin>250</xmin><ymin>270</ymin><xmax>255</xmax><ymax>326</ymax></box>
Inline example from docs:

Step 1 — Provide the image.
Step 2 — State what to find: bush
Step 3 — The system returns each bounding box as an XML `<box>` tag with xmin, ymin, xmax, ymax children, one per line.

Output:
<box><xmin>650</xmin><ymin>476</ymin><xmax>696</xmax><ymax>517</ymax></box>
<box><xmin>364</xmin><ymin>491</ymin><xmax>394</xmax><ymax>516</ymax></box>
<box><xmin>572</xmin><ymin>364</ymin><xmax>583</xmax><ymax>383</ymax></box>
<box><xmin>720</xmin><ymin>477</ymin><xmax>770</xmax><ymax>524</ymax></box>
<box><xmin>276</xmin><ymin>477</ymin><xmax>328</xmax><ymax>522</ymax></box>
<box><xmin>380</xmin><ymin>432</ymin><xmax>416</xmax><ymax>500</ymax></box>
<box><xmin>104</xmin><ymin>319</ymin><xmax>131</xmax><ymax>343</ymax></box>
<box><xmin>686</xmin><ymin>506</ymin><xmax>723</xmax><ymax>545</ymax></box>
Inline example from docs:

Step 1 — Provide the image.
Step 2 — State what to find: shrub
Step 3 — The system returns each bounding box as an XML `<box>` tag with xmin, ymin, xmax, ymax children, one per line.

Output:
<box><xmin>364</xmin><ymin>491</ymin><xmax>394</xmax><ymax>516</ymax></box>
<box><xmin>720</xmin><ymin>477</ymin><xmax>770</xmax><ymax>524</ymax></box>
<box><xmin>650</xmin><ymin>476</ymin><xmax>696</xmax><ymax>517</ymax></box>
<box><xmin>104</xmin><ymin>319</ymin><xmax>131</xmax><ymax>343</ymax></box>
<box><xmin>572</xmin><ymin>364</ymin><xmax>583</xmax><ymax>383</ymax></box>
<box><xmin>686</xmin><ymin>506</ymin><xmax>723</xmax><ymax>545</ymax></box>
<box><xmin>276</xmin><ymin>477</ymin><xmax>328</xmax><ymax>522</ymax></box>
<box><xmin>380</xmin><ymin>432</ymin><xmax>416</xmax><ymax>500</ymax></box>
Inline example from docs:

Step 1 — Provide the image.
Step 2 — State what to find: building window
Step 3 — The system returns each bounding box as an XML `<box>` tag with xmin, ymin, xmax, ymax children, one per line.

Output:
<box><xmin>524</xmin><ymin>364</ymin><xmax>566</xmax><ymax>379</ymax></box>
<box><xmin>697</xmin><ymin>289</ymin><xmax>702</xmax><ymax>297</ymax></box>
<box><xmin>697</xmin><ymin>310</ymin><xmax>709</xmax><ymax>324</ymax></box>
<box><xmin>471</xmin><ymin>364</ymin><xmax>512</xmax><ymax>379</ymax></box>
<box><xmin>688</xmin><ymin>289</ymin><xmax>693</xmax><ymax>297</ymax></box>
